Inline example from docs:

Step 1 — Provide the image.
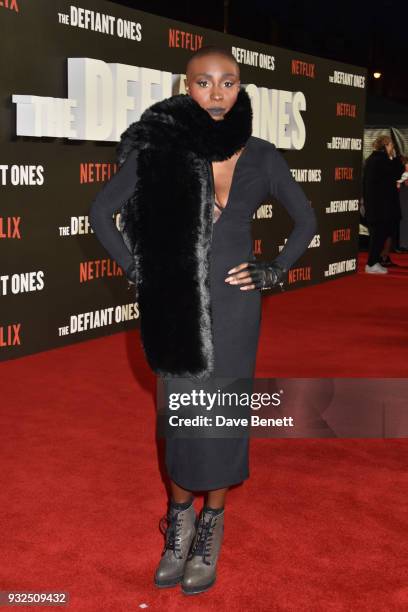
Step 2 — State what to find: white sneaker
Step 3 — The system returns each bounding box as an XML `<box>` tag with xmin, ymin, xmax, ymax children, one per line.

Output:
<box><xmin>365</xmin><ymin>263</ymin><xmax>388</xmax><ymax>274</ymax></box>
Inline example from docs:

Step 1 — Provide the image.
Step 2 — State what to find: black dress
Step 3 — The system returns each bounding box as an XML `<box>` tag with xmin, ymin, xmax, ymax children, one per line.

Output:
<box><xmin>89</xmin><ymin>135</ymin><xmax>317</xmax><ymax>491</ymax></box>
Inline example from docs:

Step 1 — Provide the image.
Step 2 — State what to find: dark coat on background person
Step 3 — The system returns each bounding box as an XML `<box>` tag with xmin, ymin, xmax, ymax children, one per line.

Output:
<box><xmin>363</xmin><ymin>150</ymin><xmax>405</xmax><ymax>225</ymax></box>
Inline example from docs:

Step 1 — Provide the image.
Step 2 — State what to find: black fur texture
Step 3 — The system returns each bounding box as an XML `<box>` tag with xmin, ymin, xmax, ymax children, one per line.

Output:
<box><xmin>116</xmin><ymin>88</ymin><xmax>253</xmax><ymax>379</ymax></box>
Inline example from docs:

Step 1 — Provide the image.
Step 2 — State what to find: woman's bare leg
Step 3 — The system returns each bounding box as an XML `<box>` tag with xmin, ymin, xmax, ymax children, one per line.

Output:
<box><xmin>206</xmin><ymin>487</ymin><xmax>228</xmax><ymax>509</ymax></box>
<box><xmin>170</xmin><ymin>479</ymin><xmax>193</xmax><ymax>503</ymax></box>
<box><xmin>170</xmin><ymin>481</ymin><xmax>228</xmax><ymax>508</ymax></box>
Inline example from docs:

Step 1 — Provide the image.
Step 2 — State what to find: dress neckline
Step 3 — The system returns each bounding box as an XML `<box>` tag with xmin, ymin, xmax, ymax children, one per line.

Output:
<box><xmin>213</xmin><ymin>137</ymin><xmax>252</xmax><ymax>216</ymax></box>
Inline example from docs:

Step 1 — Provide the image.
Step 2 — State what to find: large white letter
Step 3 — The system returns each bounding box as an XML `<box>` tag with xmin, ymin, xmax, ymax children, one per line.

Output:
<box><xmin>68</xmin><ymin>58</ymin><xmax>113</xmax><ymax>141</ymax></box>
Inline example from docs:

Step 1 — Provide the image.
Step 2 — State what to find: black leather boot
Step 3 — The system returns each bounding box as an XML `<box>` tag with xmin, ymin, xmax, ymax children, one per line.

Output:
<box><xmin>181</xmin><ymin>507</ymin><xmax>225</xmax><ymax>595</ymax></box>
<box><xmin>154</xmin><ymin>498</ymin><xmax>197</xmax><ymax>588</ymax></box>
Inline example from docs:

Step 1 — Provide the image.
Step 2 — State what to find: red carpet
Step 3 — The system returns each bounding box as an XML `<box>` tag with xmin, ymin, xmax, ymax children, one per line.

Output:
<box><xmin>1</xmin><ymin>251</ymin><xmax>407</xmax><ymax>611</ymax></box>
<box><xmin>257</xmin><ymin>252</ymin><xmax>408</xmax><ymax>377</ymax></box>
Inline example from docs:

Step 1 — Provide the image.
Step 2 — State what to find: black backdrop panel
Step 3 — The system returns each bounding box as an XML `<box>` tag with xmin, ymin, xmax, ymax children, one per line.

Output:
<box><xmin>0</xmin><ymin>0</ymin><xmax>367</xmax><ymax>360</ymax></box>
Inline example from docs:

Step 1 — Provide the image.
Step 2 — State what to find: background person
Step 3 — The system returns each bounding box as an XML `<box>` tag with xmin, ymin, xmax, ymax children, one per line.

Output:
<box><xmin>362</xmin><ymin>135</ymin><xmax>405</xmax><ymax>273</ymax></box>
<box><xmin>396</xmin><ymin>156</ymin><xmax>408</xmax><ymax>251</ymax></box>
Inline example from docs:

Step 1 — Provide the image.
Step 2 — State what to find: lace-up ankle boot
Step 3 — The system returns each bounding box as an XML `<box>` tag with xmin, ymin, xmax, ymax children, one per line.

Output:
<box><xmin>154</xmin><ymin>497</ymin><xmax>197</xmax><ymax>588</ymax></box>
<box><xmin>181</xmin><ymin>507</ymin><xmax>225</xmax><ymax>595</ymax></box>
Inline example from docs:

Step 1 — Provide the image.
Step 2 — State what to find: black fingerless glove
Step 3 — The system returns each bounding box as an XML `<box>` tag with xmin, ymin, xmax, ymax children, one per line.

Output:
<box><xmin>246</xmin><ymin>260</ymin><xmax>287</xmax><ymax>291</ymax></box>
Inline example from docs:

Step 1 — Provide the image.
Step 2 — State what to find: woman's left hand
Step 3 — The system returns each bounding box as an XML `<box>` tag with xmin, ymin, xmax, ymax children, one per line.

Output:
<box><xmin>225</xmin><ymin>261</ymin><xmax>286</xmax><ymax>291</ymax></box>
<box><xmin>225</xmin><ymin>262</ymin><xmax>256</xmax><ymax>290</ymax></box>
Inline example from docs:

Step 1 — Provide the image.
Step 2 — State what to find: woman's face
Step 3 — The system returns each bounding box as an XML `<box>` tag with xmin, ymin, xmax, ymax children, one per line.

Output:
<box><xmin>384</xmin><ymin>140</ymin><xmax>395</xmax><ymax>157</ymax></box>
<box><xmin>185</xmin><ymin>54</ymin><xmax>240</xmax><ymax>121</ymax></box>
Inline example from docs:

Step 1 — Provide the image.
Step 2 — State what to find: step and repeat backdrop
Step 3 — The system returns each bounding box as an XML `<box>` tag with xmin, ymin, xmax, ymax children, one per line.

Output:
<box><xmin>1</xmin><ymin>0</ymin><xmax>367</xmax><ymax>360</ymax></box>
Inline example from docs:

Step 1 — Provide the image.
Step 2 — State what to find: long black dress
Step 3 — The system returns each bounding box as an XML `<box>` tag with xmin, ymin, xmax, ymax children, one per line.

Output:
<box><xmin>89</xmin><ymin>134</ymin><xmax>317</xmax><ymax>491</ymax></box>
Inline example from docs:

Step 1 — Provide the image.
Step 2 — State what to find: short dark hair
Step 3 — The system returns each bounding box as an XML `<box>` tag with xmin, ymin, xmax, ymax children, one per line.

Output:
<box><xmin>186</xmin><ymin>45</ymin><xmax>240</xmax><ymax>75</ymax></box>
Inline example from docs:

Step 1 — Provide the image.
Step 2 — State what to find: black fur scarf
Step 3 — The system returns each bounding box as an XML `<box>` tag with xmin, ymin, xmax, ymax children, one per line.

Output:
<box><xmin>116</xmin><ymin>88</ymin><xmax>253</xmax><ymax>379</ymax></box>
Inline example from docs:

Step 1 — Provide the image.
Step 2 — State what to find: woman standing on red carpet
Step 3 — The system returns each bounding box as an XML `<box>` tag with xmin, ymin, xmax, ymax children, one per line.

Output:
<box><xmin>89</xmin><ymin>46</ymin><xmax>316</xmax><ymax>595</ymax></box>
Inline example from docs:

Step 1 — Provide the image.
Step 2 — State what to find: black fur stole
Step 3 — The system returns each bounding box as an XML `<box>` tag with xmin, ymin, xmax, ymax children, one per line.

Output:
<box><xmin>117</xmin><ymin>88</ymin><xmax>253</xmax><ymax>379</ymax></box>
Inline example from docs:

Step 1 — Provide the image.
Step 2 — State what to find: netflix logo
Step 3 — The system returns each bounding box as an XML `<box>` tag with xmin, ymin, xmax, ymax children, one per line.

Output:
<box><xmin>334</xmin><ymin>167</ymin><xmax>353</xmax><ymax>180</ymax></box>
<box><xmin>253</xmin><ymin>239</ymin><xmax>262</xmax><ymax>255</ymax></box>
<box><xmin>80</xmin><ymin>163</ymin><xmax>118</xmax><ymax>184</ymax></box>
<box><xmin>288</xmin><ymin>267</ymin><xmax>311</xmax><ymax>284</ymax></box>
<box><xmin>332</xmin><ymin>228</ymin><xmax>351</xmax><ymax>242</ymax></box>
<box><xmin>0</xmin><ymin>217</ymin><xmax>21</xmax><ymax>239</ymax></box>
<box><xmin>168</xmin><ymin>28</ymin><xmax>203</xmax><ymax>50</ymax></box>
<box><xmin>0</xmin><ymin>324</ymin><xmax>21</xmax><ymax>347</ymax></box>
<box><xmin>79</xmin><ymin>259</ymin><xmax>124</xmax><ymax>282</ymax></box>
<box><xmin>336</xmin><ymin>102</ymin><xmax>356</xmax><ymax>118</ymax></box>
<box><xmin>291</xmin><ymin>60</ymin><xmax>315</xmax><ymax>78</ymax></box>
